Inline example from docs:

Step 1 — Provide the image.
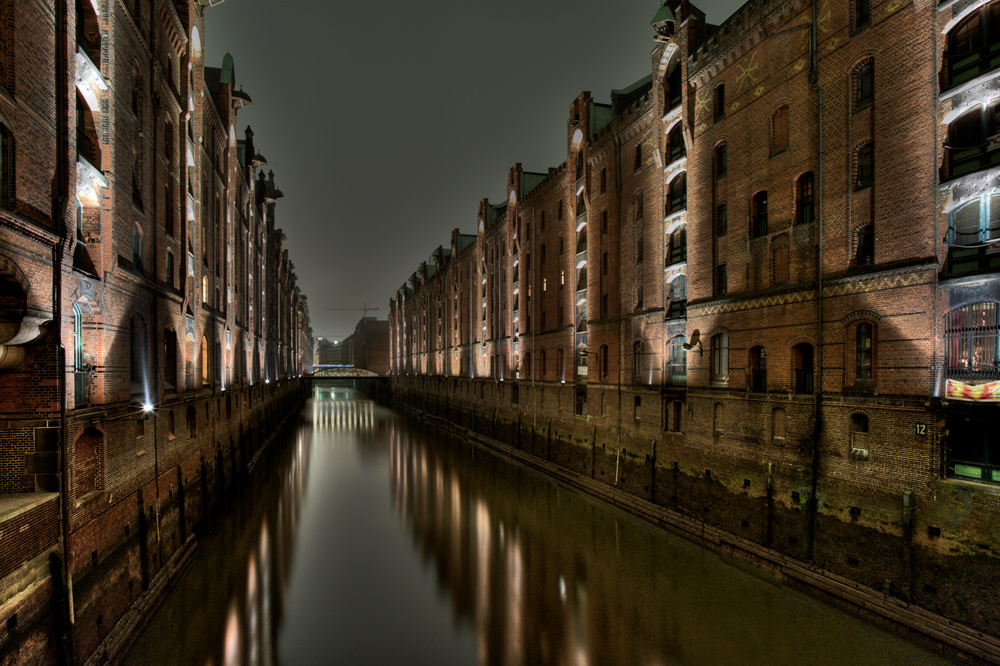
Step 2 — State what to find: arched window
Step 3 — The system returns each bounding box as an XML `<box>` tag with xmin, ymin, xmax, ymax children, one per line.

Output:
<box><xmin>796</xmin><ymin>172</ymin><xmax>815</xmax><ymax>225</ymax></box>
<box><xmin>945</xmin><ymin>103</ymin><xmax>1000</xmax><ymax>181</ymax></box>
<box><xmin>186</xmin><ymin>406</ymin><xmax>197</xmax><ymax>438</ymax></box>
<box><xmin>202</xmin><ymin>275</ymin><xmax>209</xmax><ymax>304</ymax></box>
<box><xmin>556</xmin><ymin>347</ymin><xmax>565</xmax><ymax>380</ymax></box>
<box><xmin>771</xmin><ymin>105</ymin><xmax>789</xmax><ymax>154</ymax></box>
<box><xmin>667</xmin><ymin>172</ymin><xmax>687</xmax><ymax>215</ymax></box>
<box><xmin>943</xmin><ymin>2</ymin><xmax>1000</xmax><ymax>90</ymax></box>
<box><xmin>577</xmin><ymin>345</ymin><xmax>588</xmax><ymax>378</ymax></box>
<box><xmin>749</xmin><ymin>346</ymin><xmax>767</xmax><ymax>392</ymax></box>
<box><xmin>600</xmin><ymin>344</ymin><xmax>609</xmax><ymax>380</ymax></box>
<box><xmin>751</xmin><ymin>191</ymin><xmax>768</xmax><ymax>239</ymax></box>
<box><xmin>201</xmin><ymin>335</ymin><xmax>209</xmax><ymax>383</ymax></box>
<box><xmin>539</xmin><ymin>350</ymin><xmax>547</xmax><ymax>380</ymax></box>
<box><xmin>712</xmin><ymin>333</ymin><xmax>729</xmax><ymax>383</ymax></box>
<box><xmin>793</xmin><ymin>343</ymin><xmax>814</xmax><ymax>393</ymax></box>
<box><xmin>667</xmin><ymin>123</ymin><xmax>685</xmax><ymax>162</ymax></box>
<box><xmin>854</xmin><ymin>58</ymin><xmax>873</xmax><ymax>110</ymax></box>
<box><xmin>635</xmin><ymin>189</ymin><xmax>644</xmax><ymax>219</ymax></box>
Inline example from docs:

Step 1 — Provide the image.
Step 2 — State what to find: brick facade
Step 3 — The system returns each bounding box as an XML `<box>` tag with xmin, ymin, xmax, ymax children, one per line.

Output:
<box><xmin>389</xmin><ymin>0</ymin><xmax>1000</xmax><ymax>653</ymax></box>
<box><xmin>0</xmin><ymin>1</ymin><xmax>313</xmax><ymax>663</ymax></box>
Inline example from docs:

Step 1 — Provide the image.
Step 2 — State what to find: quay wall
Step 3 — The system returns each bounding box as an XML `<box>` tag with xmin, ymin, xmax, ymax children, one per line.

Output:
<box><xmin>391</xmin><ymin>376</ymin><xmax>1000</xmax><ymax>664</ymax></box>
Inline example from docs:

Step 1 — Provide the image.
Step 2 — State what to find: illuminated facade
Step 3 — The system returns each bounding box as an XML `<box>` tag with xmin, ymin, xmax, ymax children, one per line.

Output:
<box><xmin>390</xmin><ymin>0</ymin><xmax>1000</xmax><ymax>652</ymax></box>
<box><xmin>0</xmin><ymin>1</ymin><xmax>311</xmax><ymax>663</ymax></box>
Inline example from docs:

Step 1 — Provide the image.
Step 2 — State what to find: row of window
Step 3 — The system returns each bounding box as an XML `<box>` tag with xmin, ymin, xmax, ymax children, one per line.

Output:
<box><xmin>709</xmin><ymin>336</ymin><xmax>818</xmax><ymax>393</ymax></box>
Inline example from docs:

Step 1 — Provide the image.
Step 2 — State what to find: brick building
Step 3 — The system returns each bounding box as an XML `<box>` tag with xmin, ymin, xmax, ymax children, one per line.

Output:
<box><xmin>389</xmin><ymin>0</ymin><xmax>1000</xmax><ymax>653</ymax></box>
<box><xmin>341</xmin><ymin>316</ymin><xmax>389</xmax><ymax>376</ymax></box>
<box><xmin>0</xmin><ymin>1</ymin><xmax>312</xmax><ymax>663</ymax></box>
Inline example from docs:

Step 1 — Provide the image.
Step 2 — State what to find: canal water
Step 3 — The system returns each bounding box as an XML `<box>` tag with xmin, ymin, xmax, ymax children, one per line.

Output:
<box><xmin>124</xmin><ymin>383</ymin><xmax>957</xmax><ymax>666</ymax></box>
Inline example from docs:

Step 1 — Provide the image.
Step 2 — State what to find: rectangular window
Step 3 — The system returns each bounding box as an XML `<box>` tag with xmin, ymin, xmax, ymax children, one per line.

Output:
<box><xmin>716</xmin><ymin>203</ymin><xmax>728</xmax><ymax>236</ymax></box>
<box><xmin>602</xmin><ymin>294</ymin><xmax>608</xmax><ymax>318</ymax></box>
<box><xmin>856</xmin><ymin>143</ymin><xmax>874</xmax><ymax>189</ymax></box>
<box><xmin>636</xmin><ymin>237</ymin><xmax>643</xmax><ymax>263</ymax></box>
<box><xmin>712</xmin><ymin>334</ymin><xmax>730</xmax><ymax>382</ymax></box>
<box><xmin>634</xmin><ymin>143</ymin><xmax>643</xmax><ymax>172</ymax></box>
<box><xmin>716</xmin><ymin>263</ymin><xmax>727</xmax><ymax>296</ymax></box>
<box><xmin>635</xmin><ymin>190</ymin><xmax>644</xmax><ymax>220</ymax></box>
<box><xmin>857</xmin><ymin>323</ymin><xmax>873</xmax><ymax>380</ymax></box>
<box><xmin>715</xmin><ymin>143</ymin><xmax>727</xmax><ymax>179</ymax></box>
<box><xmin>601</xmin><ymin>210</ymin><xmax>608</xmax><ymax>234</ymax></box>
<box><xmin>600</xmin><ymin>168</ymin><xmax>607</xmax><ymax>194</ymax></box>
<box><xmin>856</xmin><ymin>61</ymin><xmax>873</xmax><ymax>110</ymax></box>
<box><xmin>602</xmin><ymin>251</ymin><xmax>608</xmax><ymax>276</ymax></box>
<box><xmin>856</xmin><ymin>0</ymin><xmax>871</xmax><ymax>29</ymax></box>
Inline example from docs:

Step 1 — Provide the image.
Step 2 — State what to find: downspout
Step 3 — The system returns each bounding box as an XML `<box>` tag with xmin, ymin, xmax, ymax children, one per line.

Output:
<box><xmin>807</xmin><ymin>0</ymin><xmax>824</xmax><ymax>561</ymax></box>
<box><xmin>614</xmin><ymin>115</ymin><xmax>624</xmax><ymax>438</ymax></box>
<box><xmin>54</xmin><ymin>0</ymin><xmax>76</xmax><ymax>662</ymax></box>
<box><xmin>531</xmin><ymin>208</ymin><xmax>536</xmax><ymax>432</ymax></box>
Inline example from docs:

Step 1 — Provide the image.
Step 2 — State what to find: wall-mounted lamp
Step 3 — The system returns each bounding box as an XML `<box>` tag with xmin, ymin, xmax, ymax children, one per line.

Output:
<box><xmin>682</xmin><ymin>330</ymin><xmax>703</xmax><ymax>356</ymax></box>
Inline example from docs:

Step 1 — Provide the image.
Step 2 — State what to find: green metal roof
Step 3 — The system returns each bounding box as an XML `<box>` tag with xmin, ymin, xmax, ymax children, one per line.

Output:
<box><xmin>651</xmin><ymin>4</ymin><xmax>675</xmax><ymax>25</ymax></box>
<box><xmin>612</xmin><ymin>73</ymin><xmax>653</xmax><ymax>97</ymax></box>
<box><xmin>520</xmin><ymin>172</ymin><xmax>547</xmax><ymax>197</ymax></box>
<box><xmin>590</xmin><ymin>103</ymin><xmax>613</xmax><ymax>138</ymax></box>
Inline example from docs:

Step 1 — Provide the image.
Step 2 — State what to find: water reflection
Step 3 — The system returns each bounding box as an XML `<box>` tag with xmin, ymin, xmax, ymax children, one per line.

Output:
<box><xmin>127</xmin><ymin>388</ymin><xmax>955</xmax><ymax>666</ymax></box>
<box><xmin>387</xmin><ymin>420</ymin><xmax>955</xmax><ymax>666</ymax></box>
<box><xmin>124</xmin><ymin>419</ymin><xmax>310</xmax><ymax>666</ymax></box>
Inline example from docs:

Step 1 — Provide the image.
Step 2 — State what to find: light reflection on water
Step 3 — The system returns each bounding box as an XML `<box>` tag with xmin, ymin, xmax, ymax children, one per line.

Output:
<box><xmin>125</xmin><ymin>386</ymin><xmax>956</xmax><ymax>666</ymax></box>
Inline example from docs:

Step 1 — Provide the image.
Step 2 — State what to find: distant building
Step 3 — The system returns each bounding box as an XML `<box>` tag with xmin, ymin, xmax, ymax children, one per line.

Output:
<box><xmin>316</xmin><ymin>337</ymin><xmax>346</xmax><ymax>366</ymax></box>
<box><xmin>343</xmin><ymin>317</ymin><xmax>390</xmax><ymax>376</ymax></box>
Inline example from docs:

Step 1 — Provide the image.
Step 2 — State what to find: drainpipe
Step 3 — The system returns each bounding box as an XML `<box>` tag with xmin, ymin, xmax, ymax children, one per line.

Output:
<box><xmin>53</xmin><ymin>0</ymin><xmax>76</xmax><ymax>662</ymax></box>
<box><xmin>614</xmin><ymin>115</ymin><xmax>624</xmax><ymax>439</ymax></box>
<box><xmin>807</xmin><ymin>0</ymin><xmax>825</xmax><ymax>561</ymax></box>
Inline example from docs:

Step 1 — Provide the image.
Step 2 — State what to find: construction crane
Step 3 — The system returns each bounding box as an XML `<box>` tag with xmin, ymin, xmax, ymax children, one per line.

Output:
<box><xmin>325</xmin><ymin>302</ymin><xmax>380</xmax><ymax>317</ymax></box>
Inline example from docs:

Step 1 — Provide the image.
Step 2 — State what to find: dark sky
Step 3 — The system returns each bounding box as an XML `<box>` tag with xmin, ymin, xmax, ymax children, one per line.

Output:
<box><xmin>205</xmin><ymin>0</ymin><xmax>746</xmax><ymax>341</ymax></box>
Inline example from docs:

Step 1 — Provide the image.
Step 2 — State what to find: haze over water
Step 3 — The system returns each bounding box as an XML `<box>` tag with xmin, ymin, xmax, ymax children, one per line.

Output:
<box><xmin>125</xmin><ymin>384</ymin><xmax>956</xmax><ymax>666</ymax></box>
